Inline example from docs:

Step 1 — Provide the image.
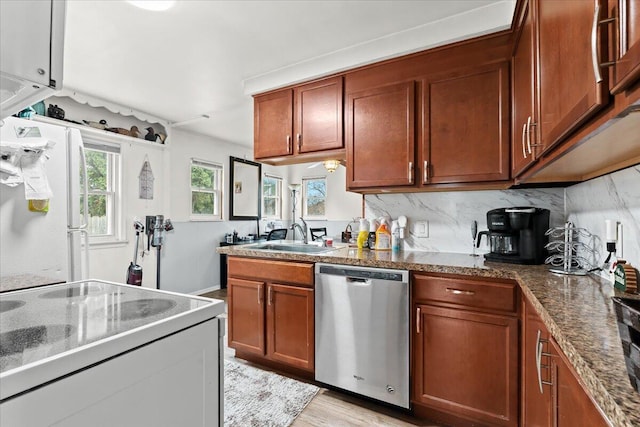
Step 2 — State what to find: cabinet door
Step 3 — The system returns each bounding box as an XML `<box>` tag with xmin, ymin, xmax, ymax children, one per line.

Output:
<box><xmin>0</xmin><ymin>1</ymin><xmax>53</xmax><ymax>86</ymax></box>
<box><xmin>295</xmin><ymin>76</ymin><xmax>343</xmax><ymax>154</ymax></box>
<box><xmin>537</xmin><ymin>0</ymin><xmax>609</xmax><ymax>153</ymax></box>
<box><xmin>413</xmin><ymin>304</ymin><xmax>519</xmax><ymax>427</ymax></box>
<box><xmin>228</xmin><ymin>277</ymin><xmax>265</xmax><ymax>356</ymax></box>
<box><xmin>550</xmin><ymin>339</ymin><xmax>610</xmax><ymax>427</ymax></box>
<box><xmin>254</xmin><ymin>89</ymin><xmax>293</xmax><ymax>159</ymax></box>
<box><xmin>266</xmin><ymin>283</ymin><xmax>314</xmax><ymax>371</ymax></box>
<box><xmin>346</xmin><ymin>81</ymin><xmax>415</xmax><ymax>189</ymax></box>
<box><xmin>422</xmin><ymin>62</ymin><xmax>510</xmax><ymax>184</ymax></box>
<box><xmin>512</xmin><ymin>0</ymin><xmax>539</xmax><ymax>177</ymax></box>
<box><xmin>612</xmin><ymin>0</ymin><xmax>640</xmax><ymax>93</ymax></box>
<box><xmin>522</xmin><ymin>298</ymin><xmax>553</xmax><ymax>427</ymax></box>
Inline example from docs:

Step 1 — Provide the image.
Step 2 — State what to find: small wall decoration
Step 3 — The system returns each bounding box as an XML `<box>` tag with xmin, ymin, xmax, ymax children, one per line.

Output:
<box><xmin>234</xmin><ymin>181</ymin><xmax>242</xmax><ymax>194</ymax></box>
<box><xmin>139</xmin><ymin>157</ymin><xmax>154</xmax><ymax>200</ymax></box>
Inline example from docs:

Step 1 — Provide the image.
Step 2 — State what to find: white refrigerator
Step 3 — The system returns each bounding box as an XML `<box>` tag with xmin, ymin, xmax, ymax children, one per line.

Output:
<box><xmin>0</xmin><ymin>116</ymin><xmax>89</xmax><ymax>284</ymax></box>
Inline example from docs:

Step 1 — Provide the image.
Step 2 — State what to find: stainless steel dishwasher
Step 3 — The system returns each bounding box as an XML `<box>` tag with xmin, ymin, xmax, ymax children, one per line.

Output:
<box><xmin>315</xmin><ymin>263</ymin><xmax>409</xmax><ymax>408</ymax></box>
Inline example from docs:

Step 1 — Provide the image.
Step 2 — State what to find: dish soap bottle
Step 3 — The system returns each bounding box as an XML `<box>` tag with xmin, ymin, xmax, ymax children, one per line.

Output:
<box><xmin>391</xmin><ymin>220</ymin><xmax>401</xmax><ymax>252</ymax></box>
<box><xmin>357</xmin><ymin>218</ymin><xmax>370</xmax><ymax>249</ymax></box>
<box><xmin>375</xmin><ymin>219</ymin><xmax>391</xmax><ymax>251</ymax></box>
<box><xmin>367</xmin><ymin>218</ymin><xmax>379</xmax><ymax>250</ymax></box>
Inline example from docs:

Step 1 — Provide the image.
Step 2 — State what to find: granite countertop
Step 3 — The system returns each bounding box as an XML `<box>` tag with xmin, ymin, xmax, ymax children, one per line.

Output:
<box><xmin>0</xmin><ymin>274</ymin><xmax>65</xmax><ymax>293</ymax></box>
<box><xmin>217</xmin><ymin>244</ymin><xmax>640</xmax><ymax>427</ymax></box>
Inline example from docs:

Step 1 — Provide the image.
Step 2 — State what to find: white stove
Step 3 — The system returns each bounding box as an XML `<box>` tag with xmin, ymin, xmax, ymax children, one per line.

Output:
<box><xmin>0</xmin><ymin>280</ymin><xmax>225</xmax><ymax>426</ymax></box>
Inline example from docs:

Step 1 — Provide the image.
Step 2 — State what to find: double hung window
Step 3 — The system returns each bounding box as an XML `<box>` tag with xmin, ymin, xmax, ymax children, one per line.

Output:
<box><xmin>191</xmin><ymin>159</ymin><xmax>223</xmax><ymax>220</ymax></box>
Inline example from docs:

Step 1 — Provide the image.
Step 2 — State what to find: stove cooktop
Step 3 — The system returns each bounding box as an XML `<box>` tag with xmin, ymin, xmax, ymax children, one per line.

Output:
<box><xmin>0</xmin><ymin>280</ymin><xmax>216</xmax><ymax>376</ymax></box>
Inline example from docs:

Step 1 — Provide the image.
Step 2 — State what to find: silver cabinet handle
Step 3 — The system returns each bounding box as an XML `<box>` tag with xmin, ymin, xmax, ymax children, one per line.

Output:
<box><xmin>408</xmin><ymin>161</ymin><xmax>413</xmax><ymax>183</ymax></box>
<box><xmin>536</xmin><ymin>329</ymin><xmax>544</xmax><ymax>393</ymax></box>
<box><xmin>446</xmin><ymin>288</ymin><xmax>475</xmax><ymax>296</ymax></box>
<box><xmin>536</xmin><ymin>329</ymin><xmax>553</xmax><ymax>393</ymax></box>
<box><xmin>423</xmin><ymin>160</ymin><xmax>429</xmax><ymax>183</ymax></box>
<box><xmin>526</xmin><ymin>116</ymin><xmax>533</xmax><ymax>155</ymax></box>
<box><xmin>287</xmin><ymin>135</ymin><xmax>292</xmax><ymax>153</ymax></box>
<box><xmin>591</xmin><ymin>4</ymin><xmax>603</xmax><ymax>83</ymax></box>
<box><xmin>416</xmin><ymin>306</ymin><xmax>421</xmax><ymax>334</ymax></box>
<box><xmin>522</xmin><ymin>122</ymin><xmax>528</xmax><ymax>159</ymax></box>
<box><xmin>258</xmin><ymin>284</ymin><xmax>263</xmax><ymax>305</ymax></box>
<box><xmin>268</xmin><ymin>285</ymin><xmax>272</xmax><ymax>305</ymax></box>
<box><xmin>528</xmin><ymin>117</ymin><xmax>542</xmax><ymax>150</ymax></box>
<box><xmin>620</xmin><ymin>0</ymin><xmax>628</xmax><ymax>55</ymax></box>
<box><xmin>296</xmin><ymin>133</ymin><xmax>302</xmax><ymax>151</ymax></box>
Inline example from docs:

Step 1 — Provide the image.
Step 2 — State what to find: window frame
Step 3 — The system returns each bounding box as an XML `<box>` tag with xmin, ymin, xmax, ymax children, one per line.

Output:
<box><xmin>190</xmin><ymin>158</ymin><xmax>223</xmax><ymax>221</ymax></box>
<box><xmin>83</xmin><ymin>140</ymin><xmax>123</xmax><ymax>245</ymax></box>
<box><xmin>261</xmin><ymin>173</ymin><xmax>283</xmax><ymax>220</ymax></box>
<box><xmin>301</xmin><ymin>176</ymin><xmax>327</xmax><ymax>219</ymax></box>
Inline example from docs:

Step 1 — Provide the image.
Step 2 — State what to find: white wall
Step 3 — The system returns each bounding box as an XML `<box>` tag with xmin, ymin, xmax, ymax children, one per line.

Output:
<box><xmin>87</xmin><ymin>133</ymin><xmax>167</xmax><ymax>289</ymax></box>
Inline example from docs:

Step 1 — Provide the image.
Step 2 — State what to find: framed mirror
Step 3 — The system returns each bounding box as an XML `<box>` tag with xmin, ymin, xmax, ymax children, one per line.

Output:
<box><xmin>229</xmin><ymin>156</ymin><xmax>262</xmax><ymax>220</ymax></box>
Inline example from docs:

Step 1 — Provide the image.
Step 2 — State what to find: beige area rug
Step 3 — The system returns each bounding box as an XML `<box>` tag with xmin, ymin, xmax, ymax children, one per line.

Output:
<box><xmin>224</xmin><ymin>358</ymin><xmax>319</xmax><ymax>427</ymax></box>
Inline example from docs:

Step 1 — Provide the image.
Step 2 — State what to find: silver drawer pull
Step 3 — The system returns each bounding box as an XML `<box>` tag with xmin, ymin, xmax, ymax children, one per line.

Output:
<box><xmin>446</xmin><ymin>288</ymin><xmax>475</xmax><ymax>296</ymax></box>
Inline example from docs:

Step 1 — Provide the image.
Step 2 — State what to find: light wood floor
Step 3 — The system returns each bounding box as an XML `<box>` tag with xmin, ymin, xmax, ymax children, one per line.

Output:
<box><xmin>202</xmin><ymin>288</ymin><xmax>441</xmax><ymax>427</ymax></box>
<box><xmin>292</xmin><ymin>389</ymin><xmax>439</xmax><ymax>427</ymax></box>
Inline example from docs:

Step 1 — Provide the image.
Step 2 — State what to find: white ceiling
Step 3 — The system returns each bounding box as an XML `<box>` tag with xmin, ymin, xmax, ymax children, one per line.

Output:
<box><xmin>63</xmin><ymin>0</ymin><xmax>516</xmax><ymax>147</ymax></box>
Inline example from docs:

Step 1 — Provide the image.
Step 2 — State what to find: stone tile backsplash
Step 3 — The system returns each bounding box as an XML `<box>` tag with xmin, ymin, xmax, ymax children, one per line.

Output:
<box><xmin>364</xmin><ymin>165</ymin><xmax>639</xmax><ymax>265</ymax></box>
<box><xmin>565</xmin><ymin>165</ymin><xmax>639</xmax><ymax>266</ymax></box>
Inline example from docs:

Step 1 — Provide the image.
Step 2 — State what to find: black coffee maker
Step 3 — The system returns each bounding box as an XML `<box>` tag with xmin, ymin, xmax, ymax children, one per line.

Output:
<box><xmin>476</xmin><ymin>207</ymin><xmax>550</xmax><ymax>264</ymax></box>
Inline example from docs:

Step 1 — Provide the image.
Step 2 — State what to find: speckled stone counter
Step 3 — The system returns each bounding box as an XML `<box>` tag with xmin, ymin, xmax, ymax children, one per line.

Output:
<box><xmin>0</xmin><ymin>274</ymin><xmax>63</xmax><ymax>293</ymax></box>
<box><xmin>217</xmin><ymin>244</ymin><xmax>640</xmax><ymax>427</ymax></box>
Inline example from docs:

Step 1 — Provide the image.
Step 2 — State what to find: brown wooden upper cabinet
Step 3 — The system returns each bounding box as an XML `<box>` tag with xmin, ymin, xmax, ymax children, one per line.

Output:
<box><xmin>346</xmin><ymin>60</ymin><xmax>510</xmax><ymax>191</ymax></box>
<box><xmin>511</xmin><ymin>0</ymin><xmax>614</xmax><ymax>177</ymax></box>
<box><xmin>346</xmin><ymin>81</ymin><xmax>415</xmax><ymax>189</ymax></box>
<box><xmin>536</xmin><ymin>0</ymin><xmax>610</xmax><ymax>156</ymax></box>
<box><xmin>512</xmin><ymin>0</ymin><xmax>538</xmax><ymax>177</ymax></box>
<box><xmin>254</xmin><ymin>76</ymin><xmax>343</xmax><ymax>162</ymax></box>
<box><xmin>612</xmin><ymin>0</ymin><xmax>640</xmax><ymax>93</ymax></box>
<box><xmin>421</xmin><ymin>62</ymin><xmax>510</xmax><ymax>185</ymax></box>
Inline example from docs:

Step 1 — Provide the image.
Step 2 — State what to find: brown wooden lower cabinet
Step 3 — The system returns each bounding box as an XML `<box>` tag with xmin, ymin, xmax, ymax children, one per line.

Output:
<box><xmin>522</xmin><ymin>297</ymin><xmax>611</xmax><ymax>427</ymax></box>
<box><xmin>412</xmin><ymin>273</ymin><xmax>519</xmax><ymax>427</ymax></box>
<box><xmin>227</xmin><ymin>257</ymin><xmax>315</xmax><ymax>373</ymax></box>
<box><xmin>522</xmin><ymin>296</ymin><xmax>553</xmax><ymax>426</ymax></box>
<box><xmin>267</xmin><ymin>283</ymin><xmax>314</xmax><ymax>371</ymax></box>
<box><xmin>228</xmin><ymin>277</ymin><xmax>265</xmax><ymax>355</ymax></box>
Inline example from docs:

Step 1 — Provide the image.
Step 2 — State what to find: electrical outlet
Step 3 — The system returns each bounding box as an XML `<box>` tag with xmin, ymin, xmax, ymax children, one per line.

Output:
<box><xmin>410</xmin><ymin>220</ymin><xmax>429</xmax><ymax>237</ymax></box>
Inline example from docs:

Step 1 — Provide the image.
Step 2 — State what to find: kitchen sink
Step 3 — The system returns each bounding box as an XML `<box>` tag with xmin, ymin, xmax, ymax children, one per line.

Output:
<box><xmin>248</xmin><ymin>241</ymin><xmax>339</xmax><ymax>254</ymax></box>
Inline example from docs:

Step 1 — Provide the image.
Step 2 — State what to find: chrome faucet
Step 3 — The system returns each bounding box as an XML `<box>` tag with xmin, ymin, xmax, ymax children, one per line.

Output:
<box><xmin>291</xmin><ymin>217</ymin><xmax>309</xmax><ymax>243</ymax></box>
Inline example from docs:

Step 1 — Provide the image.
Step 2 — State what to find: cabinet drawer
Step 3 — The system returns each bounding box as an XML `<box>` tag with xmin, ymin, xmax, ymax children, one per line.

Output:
<box><xmin>413</xmin><ymin>273</ymin><xmax>517</xmax><ymax>314</ymax></box>
<box><xmin>228</xmin><ymin>257</ymin><xmax>314</xmax><ymax>287</ymax></box>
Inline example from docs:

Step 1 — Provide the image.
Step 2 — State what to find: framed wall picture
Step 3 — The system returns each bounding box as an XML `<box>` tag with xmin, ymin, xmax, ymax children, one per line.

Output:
<box><xmin>229</xmin><ymin>156</ymin><xmax>261</xmax><ymax>220</ymax></box>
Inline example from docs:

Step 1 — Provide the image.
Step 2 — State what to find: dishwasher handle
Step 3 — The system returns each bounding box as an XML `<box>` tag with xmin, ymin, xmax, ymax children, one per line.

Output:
<box><xmin>346</xmin><ymin>277</ymin><xmax>371</xmax><ymax>284</ymax></box>
<box><xmin>317</xmin><ymin>264</ymin><xmax>407</xmax><ymax>282</ymax></box>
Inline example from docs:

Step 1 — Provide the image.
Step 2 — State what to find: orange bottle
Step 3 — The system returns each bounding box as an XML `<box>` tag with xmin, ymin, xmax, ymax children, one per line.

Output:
<box><xmin>375</xmin><ymin>219</ymin><xmax>391</xmax><ymax>251</ymax></box>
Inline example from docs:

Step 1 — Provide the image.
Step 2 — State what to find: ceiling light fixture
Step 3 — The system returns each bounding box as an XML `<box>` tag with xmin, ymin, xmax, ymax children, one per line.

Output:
<box><xmin>323</xmin><ymin>160</ymin><xmax>341</xmax><ymax>173</ymax></box>
<box><xmin>127</xmin><ymin>1</ymin><xmax>176</xmax><ymax>11</ymax></box>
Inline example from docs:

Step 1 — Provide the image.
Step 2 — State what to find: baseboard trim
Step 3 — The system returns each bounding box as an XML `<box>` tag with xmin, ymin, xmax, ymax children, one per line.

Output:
<box><xmin>192</xmin><ymin>285</ymin><xmax>221</xmax><ymax>296</ymax></box>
